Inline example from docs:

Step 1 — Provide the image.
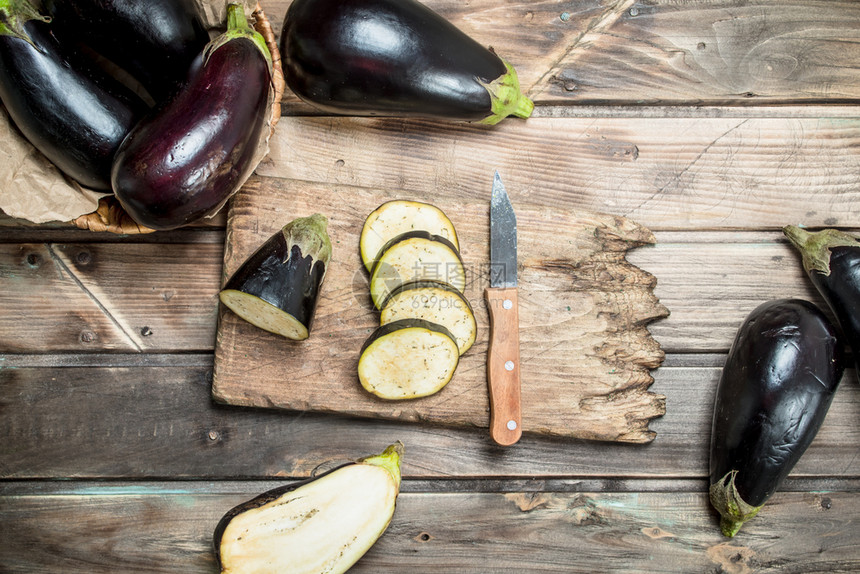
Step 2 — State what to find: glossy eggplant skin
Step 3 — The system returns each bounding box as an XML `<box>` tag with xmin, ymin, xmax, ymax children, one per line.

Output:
<box><xmin>709</xmin><ymin>299</ymin><xmax>844</xmax><ymax>537</ymax></box>
<box><xmin>784</xmin><ymin>226</ymin><xmax>860</xmax><ymax>378</ymax></box>
<box><xmin>280</xmin><ymin>0</ymin><xmax>533</xmax><ymax>124</ymax></box>
<box><xmin>0</xmin><ymin>1</ymin><xmax>147</xmax><ymax>190</ymax></box>
<box><xmin>112</xmin><ymin>5</ymin><xmax>272</xmax><ymax>230</ymax></box>
<box><xmin>221</xmin><ymin>215</ymin><xmax>331</xmax><ymax>337</ymax></box>
<box><xmin>42</xmin><ymin>0</ymin><xmax>209</xmax><ymax>102</ymax></box>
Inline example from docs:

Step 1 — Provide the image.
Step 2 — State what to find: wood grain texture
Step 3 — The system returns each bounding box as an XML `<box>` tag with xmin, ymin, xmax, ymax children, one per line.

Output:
<box><xmin>213</xmin><ymin>177</ymin><xmax>668</xmax><ymax>443</ymax></box>
<box><xmin>485</xmin><ymin>287</ymin><xmax>523</xmax><ymax>445</ymax></box>
<box><xmin>260</xmin><ymin>0</ymin><xmax>860</xmax><ymax>109</ymax></box>
<box><xmin>256</xmin><ymin>115</ymin><xmax>860</xmax><ymax>231</ymax></box>
<box><xmin>2</xmin><ymin>365</ymin><xmax>857</xmax><ymax>480</ymax></box>
<box><xmin>1</xmin><ymin>487</ymin><xmax>858</xmax><ymax>573</ymax></box>
<box><xmin>0</xmin><ymin>243</ymin><xmax>221</xmax><ymax>352</ymax></box>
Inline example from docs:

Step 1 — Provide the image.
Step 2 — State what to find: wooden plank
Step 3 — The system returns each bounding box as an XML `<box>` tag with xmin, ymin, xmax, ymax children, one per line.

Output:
<box><xmin>0</xmin><ymin>243</ymin><xmax>221</xmax><ymax>352</ymax></box>
<box><xmin>0</xmin><ymin>231</ymin><xmax>851</xmax><ymax>354</ymax></box>
<box><xmin>2</xmin><ymin>365</ymin><xmax>857</xmax><ymax>479</ymax></box>
<box><xmin>1</xmin><ymin>488</ymin><xmax>857</xmax><ymax>573</ymax></box>
<box><xmin>213</xmin><ymin>177</ymin><xmax>668</xmax><ymax>443</ymax></box>
<box><xmin>259</xmin><ymin>1</ymin><xmax>860</xmax><ymax>109</ymax></box>
<box><xmin>256</xmin><ymin>115</ymin><xmax>860</xmax><ymax>231</ymax></box>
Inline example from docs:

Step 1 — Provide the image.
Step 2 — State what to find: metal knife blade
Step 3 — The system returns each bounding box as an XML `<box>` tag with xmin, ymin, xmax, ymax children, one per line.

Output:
<box><xmin>485</xmin><ymin>171</ymin><xmax>522</xmax><ymax>446</ymax></box>
<box><xmin>490</xmin><ymin>171</ymin><xmax>517</xmax><ymax>288</ymax></box>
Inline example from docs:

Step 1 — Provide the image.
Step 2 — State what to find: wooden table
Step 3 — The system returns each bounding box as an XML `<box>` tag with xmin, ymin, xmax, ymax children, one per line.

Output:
<box><xmin>2</xmin><ymin>1</ymin><xmax>859</xmax><ymax>571</ymax></box>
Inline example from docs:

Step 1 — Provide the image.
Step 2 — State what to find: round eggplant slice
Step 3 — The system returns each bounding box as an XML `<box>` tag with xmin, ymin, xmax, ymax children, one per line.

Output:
<box><xmin>360</xmin><ymin>200</ymin><xmax>459</xmax><ymax>272</ymax></box>
<box><xmin>219</xmin><ymin>214</ymin><xmax>332</xmax><ymax>340</ymax></box>
<box><xmin>358</xmin><ymin>319</ymin><xmax>460</xmax><ymax>400</ymax></box>
<box><xmin>369</xmin><ymin>231</ymin><xmax>465</xmax><ymax>310</ymax></box>
<box><xmin>380</xmin><ymin>280</ymin><xmax>477</xmax><ymax>355</ymax></box>
<box><xmin>215</xmin><ymin>443</ymin><xmax>403</xmax><ymax>574</ymax></box>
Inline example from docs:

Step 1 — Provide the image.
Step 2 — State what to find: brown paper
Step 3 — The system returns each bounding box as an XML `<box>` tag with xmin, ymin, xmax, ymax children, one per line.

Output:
<box><xmin>0</xmin><ymin>0</ymin><xmax>265</xmax><ymax>225</ymax></box>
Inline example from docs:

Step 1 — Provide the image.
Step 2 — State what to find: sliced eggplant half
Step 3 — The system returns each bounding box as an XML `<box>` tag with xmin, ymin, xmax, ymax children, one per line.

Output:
<box><xmin>380</xmin><ymin>280</ymin><xmax>477</xmax><ymax>355</ymax></box>
<box><xmin>219</xmin><ymin>214</ymin><xmax>332</xmax><ymax>340</ymax></box>
<box><xmin>358</xmin><ymin>319</ymin><xmax>460</xmax><ymax>400</ymax></box>
<box><xmin>214</xmin><ymin>442</ymin><xmax>403</xmax><ymax>574</ymax></box>
<box><xmin>360</xmin><ymin>200</ymin><xmax>459</xmax><ymax>272</ymax></box>
<box><xmin>369</xmin><ymin>231</ymin><xmax>465</xmax><ymax>310</ymax></box>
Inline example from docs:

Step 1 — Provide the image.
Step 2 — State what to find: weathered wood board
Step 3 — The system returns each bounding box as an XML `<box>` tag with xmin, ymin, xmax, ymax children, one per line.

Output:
<box><xmin>213</xmin><ymin>176</ymin><xmax>668</xmax><ymax>443</ymax></box>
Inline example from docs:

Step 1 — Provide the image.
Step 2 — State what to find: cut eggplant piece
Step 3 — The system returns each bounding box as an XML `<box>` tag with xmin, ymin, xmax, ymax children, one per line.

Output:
<box><xmin>380</xmin><ymin>280</ymin><xmax>477</xmax><ymax>355</ymax></box>
<box><xmin>369</xmin><ymin>231</ymin><xmax>465</xmax><ymax>310</ymax></box>
<box><xmin>214</xmin><ymin>442</ymin><xmax>403</xmax><ymax>574</ymax></box>
<box><xmin>220</xmin><ymin>214</ymin><xmax>332</xmax><ymax>340</ymax></box>
<box><xmin>360</xmin><ymin>200</ymin><xmax>459</xmax><ymax>272</ymax></box>
<box><xmin>358</xmin><ymin>319</ymin><xmax>460</xmax><ymax>400</ymax></box>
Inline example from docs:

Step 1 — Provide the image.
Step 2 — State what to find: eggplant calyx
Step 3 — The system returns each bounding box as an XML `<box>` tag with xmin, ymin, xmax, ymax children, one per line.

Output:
<box><xmin>204</xmin><ymin>3</ymin><xmax>272</xmax><ymax>71</ymax></box>
<box><xmin>478</xmin><ymin>59</ymin><xmax>534</xmax><ymax>126</ymax></box>
<box><xmin>783</xmin><ymin>225</ymin><xmax>860</xmax><ymax>276</ymax></box>
<box><xmin>282</xmin><ymin>213</ymin><xmax>332</xmax><ymax>266</ymax></box>
<box><xmin>0</xmin><ymin>0</ymin><xmax>49</xmax><ymax>45</ymax></box>
<box><xmin>709</xmin><ymin>470</ymin><xmax>763</xmax><ymax>537</ymax></box>
<box><xmin>357</xmin><ymin>442</ymin><xmax>405</xmax><ymax>490</ymax></box>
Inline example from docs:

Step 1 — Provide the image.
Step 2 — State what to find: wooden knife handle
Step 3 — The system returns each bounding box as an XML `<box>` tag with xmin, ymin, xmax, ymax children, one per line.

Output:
<box><xmin>484</xmin><ymin>286</ymin><xmax>522</xmax><ymax>446</ymax></box>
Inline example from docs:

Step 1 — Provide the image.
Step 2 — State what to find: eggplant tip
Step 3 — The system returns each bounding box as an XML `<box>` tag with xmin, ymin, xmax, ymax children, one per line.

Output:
<box><xmin>480</xmin><ymin>59</ymin><xmax>534</xmax><ymax>125</ymax></box>
<box><xmin>709</xmin><ymin>470</ymin><xmax>762</xmax><ymax>538</ymax></box>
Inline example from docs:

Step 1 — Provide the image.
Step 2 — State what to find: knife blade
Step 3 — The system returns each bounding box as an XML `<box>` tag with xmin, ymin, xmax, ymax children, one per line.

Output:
<box><xmin>485</xmin><ymin>171</ymin><xmax>522</xmax><ymax>446</ymax></box>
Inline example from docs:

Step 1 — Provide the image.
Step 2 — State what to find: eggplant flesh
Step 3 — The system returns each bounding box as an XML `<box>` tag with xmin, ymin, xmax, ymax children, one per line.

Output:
<box><xmin>784</xmin><ymin>225</ymin><xmax>860</xmax><ymax>377</ymax></box>
<box><xmin>112</xmin><ymin>3</ymin><xmax>272</xmax><ymax>230</ymax></box>
<box><xmin>214</xmin><ymin>443</ymin><xmax>403</xmax><ymax>574</ymax></box>
<box><xmin>361</xmin><ymin>200</ymin><xmax>460</xmax><ymax>272</ymax></box>
<box><xmin>280</xmin><ymin>0</ymin><xmax>533</xmax><ymax>124</ymax></box>
<box><xmin>370</xmin><ymin>231</ymin><xmax>466</xmax><ymax>309</ymax></box>
<box><xmin>380</xmin><ymin>280</ymin><xmax>477</xmax><ymax>355</ymax></box>
<box><xmin>709</xmin><ymin>298</ymin><xmax>844</xmax><ymax>537</ymax></box>
<box><xmin>358</xmin><ymin>319</ymin><xmax>460</xmax><ymax>399</ymax></box>
<box><xmin>42</xmin><ymin>0</ymin><xmax>209</xmax><ymax>102</ymax></box>
<box><xmin>0</xmin><ymin>0</ymin><xmax>147</xmax><ymax>190</ymax></box>
<box><xmin>220</xmin><ymin>214</ymin><xmax>331</xmax><ymax>340</ymax></box>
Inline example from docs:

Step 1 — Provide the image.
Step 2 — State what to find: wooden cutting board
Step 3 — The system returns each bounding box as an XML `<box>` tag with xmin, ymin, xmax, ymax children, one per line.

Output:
<box><xmin>213</xmin><ymin>175</ymin><xmax>669</xmax><ymax>443</ymax></box>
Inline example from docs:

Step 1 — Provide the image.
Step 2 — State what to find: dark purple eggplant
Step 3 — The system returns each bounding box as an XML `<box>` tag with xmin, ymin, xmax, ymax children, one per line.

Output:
<box><xmin>784</xmin><ymin>225</ymin><xmax>860</xmax><ymax>380</ymax></box>
<box><xmin>42</xmin><ymin>0</ymin><xmax>209</xmax><ymax>103</ymax></box>
<box><xmin>111</xmin><ymin>3</ymin><xmax>272</xmax><ymax>230</ymax></box>
<box><xmin>709</xmin><ymin>299</ymin><xmax>844</xmax><ymax>537</ymax></box>
<box><xmin>214</xmin><ymin>442</ymin><xmax>403</xmax><ymax>573</ymax></box>
<box><xmin>219</xmin><ymin>214</ymin><xmax>332</xmax><ymax>341</ymax></box>
<box><xmin>0</xmin><ymin>0</ymin><xmax>147</xmax><ymax>190</ymax></box>
<box><xmin>280</xmin><ymin>0</ymin><xmax>533</xmax><ymax>125</ymax></box>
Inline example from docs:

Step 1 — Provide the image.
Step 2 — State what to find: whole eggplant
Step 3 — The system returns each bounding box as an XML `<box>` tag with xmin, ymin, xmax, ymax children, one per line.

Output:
<box><xmin>0</xmin><ymin>0</ymin><xmax>147</xmax><ymax>190</ymax></box>
<box><xmin>280</xmin><ymin>0</ymin><xmax>534</xmax><ymax>124</ymax></box>
<box><xmin>42</xmin><ymin>0</ymin><xmax>209</xmax><ymax>103</ymax></box>
<box><xmin>784</xmin><ymin>225</ymin><xmax>860</xmax><ymax>380</ymax></box>
<box><xmin>709</xmin><ymin>299</ymin><xmax>844</xmax><ymax>537</ymax></box>
<box><xmin>111</xmin><ymin>3</ymin><xmax>272</xmax><ymax>231</ymax></box>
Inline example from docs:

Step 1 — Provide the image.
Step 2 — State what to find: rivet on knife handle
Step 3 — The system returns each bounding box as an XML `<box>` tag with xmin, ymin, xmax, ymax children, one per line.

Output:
<box><xmin>485</xmin><ymin>286</ymin><xmax>522</xmax><ymax>445</ymax></box>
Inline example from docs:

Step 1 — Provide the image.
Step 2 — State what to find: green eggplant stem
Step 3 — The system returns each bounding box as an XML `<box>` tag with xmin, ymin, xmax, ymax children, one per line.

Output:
<box><xmin>0</xmin><ymin>0</ymin><xmax>49</xmax><ymax>44</ymax></box>
<box><xmin>205</xmin><ymin>3</ymin><xmax>271</xmax><ymax>68</ymax></box>
<box><xmin>708</xmin><ymin>470</ymin><xmax>763</xmax><ymax>537</ymax></box>
<box><xmin>282</xmin><ymin>213</ymin><xmax>333</xmax><ymax>266</ymax></box>
<box><xmin>358</xmin><ymin>442</ymin><xmax>404</xmax><ymax>489</ymax></box>
<box><xmin>480</xmin><ymin>59</ymin><xmax>534</xmax><ymax>125</ymax></box>
<box><xmin>783</xmin><ymin>224</ymin><xmax>860</xmax><ymax>276</ymax></box>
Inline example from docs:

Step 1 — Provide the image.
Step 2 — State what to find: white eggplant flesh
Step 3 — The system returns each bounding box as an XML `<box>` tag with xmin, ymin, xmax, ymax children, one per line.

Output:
<box><xmin>369</xmin><ymin>231</ymin><xmax>465</xmax><ymax>310</ymax></box>
<box><xmin>360</xmin><ymin>200</ymin><xmax>459</xmax><ymax>272</ymax></box>
<box><xmin>358</xmin><ymin>319</ymin><xmax>460</xmax><ymax>399</ymax></box>
<box><xmin>215</xmin><ymin>443</ymin><xmax>403</xmax><ymax>574</ymax></box>
<box><xmin>380</xmin><ymin>280</ymin><xmax>477</xmax><ymax>355</ymax></box>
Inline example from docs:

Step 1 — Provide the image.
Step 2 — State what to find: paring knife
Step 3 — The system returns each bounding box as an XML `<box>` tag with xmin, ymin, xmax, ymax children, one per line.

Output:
<box><xmin>485</xmin><ymin>171</ymin><xmax>522</xmax><ymax>446</ymax></box>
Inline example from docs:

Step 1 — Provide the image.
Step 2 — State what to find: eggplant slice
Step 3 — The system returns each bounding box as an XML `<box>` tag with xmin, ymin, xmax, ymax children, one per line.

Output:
<box><xmin>215</xmin><ymin>443</ymin><xmax>403</xmax><ymax>574</ymax></box>
<box><xmin>369</xmin><ymin>231</ymin><xmax>465</xmax><ymax>310</ymax></box>
<box><xmin>380</xmin><ymin>280</ymin><xmax>477</xmax><ymax>355</ymax></box>
<box><xmin>359</xmin><ymin>319</ymin><xmax>460</xmax><ymax>400</ymax></box>
<box><xmin>360</xmin><ymin>200</ymin><xmax>459</xmax><ymax>272</ymax></box>
<box><xmin>220</xmin><ymin>214</ymin><xmax>332</xmax><ymax>340</ymax></box>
